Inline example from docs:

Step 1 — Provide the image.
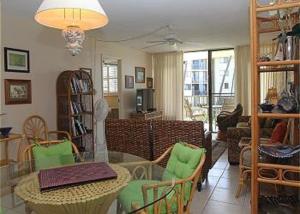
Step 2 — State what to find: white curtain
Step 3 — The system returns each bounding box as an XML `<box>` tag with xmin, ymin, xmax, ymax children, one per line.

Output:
<box><xmin>153</xmin><ymin>51</ymin><xmax>183</xmax><ymax>120</ymax></box>
<box><xmin>235</xmin><ymin>45</ymin><xmax>252</xmax><ymax>115</ymax></box>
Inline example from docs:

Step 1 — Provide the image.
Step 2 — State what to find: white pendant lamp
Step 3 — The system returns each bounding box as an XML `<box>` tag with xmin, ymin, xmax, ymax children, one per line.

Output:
<box><xmin>35</xmin><ymin>0</ymin><xmax>108</xmax><ymax>55</ymax></box>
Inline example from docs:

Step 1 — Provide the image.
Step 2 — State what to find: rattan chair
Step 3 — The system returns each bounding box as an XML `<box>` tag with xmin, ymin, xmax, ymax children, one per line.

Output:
<box><xmin>117</xmin><ymin>143</ymin><xmax>206</xmax><ymax>214</ymax></box>
<box><xmin>235</xmin><ymin>119</ymin><xmax>292</xmax><ymax>198</ymax></box>
<box><xmin>23</xmin><ymin>115</ymin><xmax>71</xmax><ymax>144</ymax></box>
<box><xmin>22</xmin><ymin>140</ymin><xmax>80</xmax><ymax>172</ymax></box>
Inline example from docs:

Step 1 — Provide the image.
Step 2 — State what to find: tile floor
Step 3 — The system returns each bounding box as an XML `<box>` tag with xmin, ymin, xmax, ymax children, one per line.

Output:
<box><xmin>189</xmin><ymin>149</ymin><xmax>251</xmax><ymax>214</ymax></box>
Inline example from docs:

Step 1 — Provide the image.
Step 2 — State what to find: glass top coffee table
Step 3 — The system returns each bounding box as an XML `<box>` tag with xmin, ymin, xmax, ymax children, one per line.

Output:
<box><xmin>10</xmin><ymin>151</ymin><xmax>176</xmax><ymax>214</ymax></box>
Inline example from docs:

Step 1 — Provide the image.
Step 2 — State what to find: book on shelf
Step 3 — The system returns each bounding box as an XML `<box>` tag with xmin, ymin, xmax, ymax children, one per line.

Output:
<box><xmin>70</xmin><ymin>101</ymin><xmax>87</xmax><ymax>114</ymax></box>
<box><xmin>71</xmin><ymin>119</ymin><xmax>87</xmax><ymax>136</ymax></box>
<box><xmin>71</xmin><ymin>76</ymin><xmax>91</xmax><ymax>94</ymax></box>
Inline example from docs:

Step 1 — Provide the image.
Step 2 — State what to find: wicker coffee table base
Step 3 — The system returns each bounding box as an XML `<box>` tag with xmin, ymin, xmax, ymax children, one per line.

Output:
<box><xmin>15</xmin><ymin>164</ymin><xmax>131</xmax><ymax>214</ymax></box>
<box><xmin>26</xmin><ymin>193</ymin><xmax>118</xmax><ymax>214</ymax></box>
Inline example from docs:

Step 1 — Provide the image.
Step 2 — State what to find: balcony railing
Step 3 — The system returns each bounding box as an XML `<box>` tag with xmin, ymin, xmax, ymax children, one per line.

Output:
<box><xmin>184</xmin><ymin>93</ymin><xmax>235</xmax><ymax>131</ymax></box>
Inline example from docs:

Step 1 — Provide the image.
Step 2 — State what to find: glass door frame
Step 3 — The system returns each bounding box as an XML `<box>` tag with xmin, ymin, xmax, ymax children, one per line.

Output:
<box><xmin>184</xmin><ymin>48</ymin><xmax>234</xmax><ymax>133</ymax></box>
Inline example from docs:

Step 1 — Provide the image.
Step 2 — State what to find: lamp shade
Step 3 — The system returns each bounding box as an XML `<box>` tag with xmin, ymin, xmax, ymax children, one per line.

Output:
<box><xmin>35</xmin><ymin>0</ymin><xmax>108</xmax><ymax>30</ymax></box>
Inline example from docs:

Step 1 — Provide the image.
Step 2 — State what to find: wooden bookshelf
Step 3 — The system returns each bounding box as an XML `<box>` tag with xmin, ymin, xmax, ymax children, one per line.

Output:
<box><xmin>250</xmin><ymin>1</ymin><xmax>300</xmax><ymax>213</ymax></box>
<box><xmin>56</xmin><ymin>70</ymin><xmax>94</xmax><ymax>153</ymax></box>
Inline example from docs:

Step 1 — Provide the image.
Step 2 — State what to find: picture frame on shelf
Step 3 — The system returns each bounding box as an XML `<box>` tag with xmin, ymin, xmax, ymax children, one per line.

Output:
<box><xmin>4</xmin><ymin>48</ymin><xmax>30</xmax><ymax>73</ymax></box>
<box><xmin>79</xmin><ymin>67</ymin><xmax>92</xmax><ymax>78</ymax></box>
<box><xmin>125</xmin><ymin>75</ymin><xmax>134</xmax><ymax>89</ymax></box>
<box><xmin>146</xmin><ymin>77</ymin><xmax>153</xmax><ymax>88</ymax></box>
<box><xmin>5</xmin><ymin>79</ymin><xmax>32</xmax><ymax>105</ymax></box>
<box><xmin>135</xmin><ymin>67</ymin><xmax>145</xmax><ymax>83</ymax></box>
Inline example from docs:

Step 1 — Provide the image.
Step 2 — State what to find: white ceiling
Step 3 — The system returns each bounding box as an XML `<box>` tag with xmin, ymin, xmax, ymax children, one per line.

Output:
<box><xmin>4</xmin><ymin>0</ymin><xmax>250</xmax><ymax>53</ymax></box>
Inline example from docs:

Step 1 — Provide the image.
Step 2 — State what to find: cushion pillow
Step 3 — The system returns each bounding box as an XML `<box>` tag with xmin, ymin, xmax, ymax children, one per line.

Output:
<box><xmin>32</xmin><ymin>140</ymin><xmax>75</xmax><ymax>171</ymax></box>
<box><xmin>163</xmin><ymin>143</ymin><xmax>205</xmax><ymax>203</ymax></box>
<box><xmin>269</xmin><ymin>121</ymin><xmax>287</xmax><ymax>143</ymax></box>
<box><xmin>236</xmin><ymin>122</ymin><xmax>249</xmax><ymax>128</ymax></box>
<box><xmin>118</xmin><ymin>180</ymin><xmax>177</xmax><ymax>214</ymax></box>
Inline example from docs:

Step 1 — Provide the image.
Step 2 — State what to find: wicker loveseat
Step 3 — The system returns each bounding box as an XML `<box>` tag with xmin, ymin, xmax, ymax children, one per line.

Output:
<box><xmin>227</xmin><ymin>116</ymin><xmax>274</xmax><ymax>164</ymax></box>
<box><xmin>105</xmin><ymin>119</ymin><xmax>212</xmax><ymax>180</ymax></box>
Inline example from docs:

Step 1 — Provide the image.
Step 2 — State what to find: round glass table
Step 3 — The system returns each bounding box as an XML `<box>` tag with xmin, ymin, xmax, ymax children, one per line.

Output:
<box><xmin>10</xmin><ymin>151</ymin><xmax>176</xmax><ymax>214</ymax></box>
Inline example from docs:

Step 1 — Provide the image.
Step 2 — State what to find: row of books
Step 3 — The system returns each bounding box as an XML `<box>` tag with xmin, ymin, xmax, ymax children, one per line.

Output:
<box><xmin>71</xmin><ymin>118</ymin><xmax>88</xmax><ymax>136</ymax></box>
<box><xmin>71</xmin><ymin>76</ymin><xmax>91</xmax><ymax>94</ymax></box>
<box><xmin>70</xmin><ymin>101</ymin><xmax>87</xmax><ymax>114</ymax></box>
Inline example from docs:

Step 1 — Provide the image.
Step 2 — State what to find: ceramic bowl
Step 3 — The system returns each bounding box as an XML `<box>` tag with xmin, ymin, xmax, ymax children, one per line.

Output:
<box><xmin>0</xmin><ymin>127</ymin><xmax>12</xmax><ymax>138</ymax></box>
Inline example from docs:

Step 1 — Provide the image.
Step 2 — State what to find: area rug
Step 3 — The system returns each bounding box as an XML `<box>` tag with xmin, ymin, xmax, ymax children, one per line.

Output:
<box><xmin>211</xmin><ymin>140</ymin><xmax>227</xmax><ymax>167</ymax></box>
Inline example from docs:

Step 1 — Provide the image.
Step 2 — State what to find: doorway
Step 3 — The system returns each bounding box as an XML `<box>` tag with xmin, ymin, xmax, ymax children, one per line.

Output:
<box><xmin>183</xmin><ymin>49</ymin><xmax>235</xmax><ymax>132</ymax></box>
<box><xmin>102</xmin><ymin>57</ymin><xmax>121</xmax><ymax>119</ymax></box>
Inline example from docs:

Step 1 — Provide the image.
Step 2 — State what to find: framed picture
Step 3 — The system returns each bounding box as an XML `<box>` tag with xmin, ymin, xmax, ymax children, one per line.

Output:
<box><xmin>147</xmin><ymin>77</ymin><xmax>153</xmax><ymax>89</ymax></box>
<box><xmin>79</xmin><ymin>67</ymin><xmax>92</xmax><ymax>78</ymax></box>
<box><xmin>4</xmin><ymin>48</ymin><xmax>30</xmax><ymax>73</ymax></box>
<box><xmin>5</xmin><ymin>79</ymin><xmax>32</xmax><ymax>105</ymax></box>
<box><xmin>125</xmin><ymin>75</ymin><xmax>134</xmax><ymax>89</ymax></box>
<box><xmin>135</xmin><ymin>67</ymin><xmax>145</xmax><ymax>83</ymax></box>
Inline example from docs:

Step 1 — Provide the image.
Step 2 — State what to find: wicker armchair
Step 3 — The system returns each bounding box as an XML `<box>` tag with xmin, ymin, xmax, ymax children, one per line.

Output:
<box><xmin>227</xmin><ymin>116</ymin><xmax>274</xmax><ymax>164</ymax></box>
<box><xmin>105</xmin><ymin>119</ymin><xmax>212</xmax><ymax>183</ymax></box>
<box><xmin>216</xmin><ymin>104</ymin><xmax>243</xmax><ymax>141</ymax></box>
<box><xmin>117</xmin><ymin>143</ymin><xmax>206</xmax><ymax>214</ymax></box>
<box><xmin>23</xmin><ymin>115</ymin><xmax>71</xmax><ymax>144</ymax></box>
<box><xmin>235</xmin><ymin>119</ymin><xmax>292</xmax><ymax>198</ymax></box>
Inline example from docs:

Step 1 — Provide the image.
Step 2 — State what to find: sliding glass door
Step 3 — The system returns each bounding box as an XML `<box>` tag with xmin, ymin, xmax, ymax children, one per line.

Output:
<box><xmin>210</xmin><ymin>50</ymin><xmax>235</xmax><ymax>132</ymax></box>
<box><xmin>183</xmin><ymin>49</ymin><xmax>235</xmax><ymax>132</ymax></box>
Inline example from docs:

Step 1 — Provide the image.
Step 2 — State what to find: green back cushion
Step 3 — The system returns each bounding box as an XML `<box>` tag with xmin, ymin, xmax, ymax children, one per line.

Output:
<box><xmin>32</xmin><ymin>140</ymin><xmax>75</xmax><ymax>171</ymax></box>
<box><xmin>163</xmin><ymin>143</ymin><xmax>205</xmax><ymax>203</ymax></box>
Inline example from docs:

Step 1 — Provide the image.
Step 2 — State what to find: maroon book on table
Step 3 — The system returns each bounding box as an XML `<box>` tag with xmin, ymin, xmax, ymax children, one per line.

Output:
<box><xmin>38</xmin><ymin>162</ymin><xmax>117</xmax><ymax>192</ymax></box>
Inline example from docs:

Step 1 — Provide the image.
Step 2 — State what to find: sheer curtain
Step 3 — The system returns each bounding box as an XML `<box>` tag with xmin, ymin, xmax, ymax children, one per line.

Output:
<box><xmin>235</xmin><ymin>45</ymin><xmax>252</xmax><ymax>115</ymax></box>
<box><xmin>153</xmin><ymin>51</ymin><xmax>183</xmax><ymax>120</ymax></box>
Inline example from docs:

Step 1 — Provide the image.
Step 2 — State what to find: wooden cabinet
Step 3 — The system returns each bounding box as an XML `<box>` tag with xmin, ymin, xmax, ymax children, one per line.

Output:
<box><xmin>56</xmin><ymin>70</ymin><xmax>94</xmax><ymax>153</ymax></box>
<box><xmin>130</xmin><ymin>111</ymin><xmax>162</xmax><ymax>120</ymax></box>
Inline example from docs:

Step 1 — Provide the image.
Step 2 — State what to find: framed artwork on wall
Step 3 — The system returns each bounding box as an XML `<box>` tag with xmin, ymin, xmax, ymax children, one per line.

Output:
<box><xmin>125</xmin><ymin>75</ymin><xmax>134</xmax><ymax>89</ymax></box>
<box><xmin>5</xmin><ymin>79</ymin><xmax>32</xmax><ymax>105</ymax></box>
<box><xmin>146</xmin><ymin>77</ymin><xmax>153</xmax><ymax>88</ymax></box>
<box><xmin>135</xmin><ymin>67</ymin><xmax>145</xmax><ymax>83</ymax></box>
<box><xmin>4</xmin><ymin>48</ymin><xmax>30</xmax><ymax>73</ymax></box>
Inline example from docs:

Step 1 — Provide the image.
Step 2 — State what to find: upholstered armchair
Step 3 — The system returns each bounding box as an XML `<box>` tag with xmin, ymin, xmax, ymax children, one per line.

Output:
<box><xmin>117</xmin><ymin>143</ymin><xmax>206</xmax><ymax>214</ymax></box>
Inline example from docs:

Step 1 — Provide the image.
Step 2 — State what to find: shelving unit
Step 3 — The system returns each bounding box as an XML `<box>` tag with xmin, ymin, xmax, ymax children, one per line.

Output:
<box><xmin>250</xmin><ymin>1</ymin><xmax>300</xmax><ymax>213</ymax></box>
<box><xmin>56</xmin><ymin>70</ymin><xmax>94</xmax><ymax>153</ymax></box>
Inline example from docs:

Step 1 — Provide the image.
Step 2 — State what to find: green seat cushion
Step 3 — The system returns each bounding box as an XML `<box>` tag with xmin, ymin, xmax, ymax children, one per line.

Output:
<box><xmin>118</xmin><ymin>180</ymin><xmax>177</xmax><ymax>214</ymax></box>
<box><xmin>119</xmin><ymin>143</ymin><xmax>205</xmax><ymax>213</ymax></box>
<box><xmin>162</xmin><ymin>143</ymin><xmax>205</xmax><ymax>203</ymax></box>
<box><xmin>32</xmin><ymin>140</ymin><xmax>75</xmax><ymax>171</ymax></box>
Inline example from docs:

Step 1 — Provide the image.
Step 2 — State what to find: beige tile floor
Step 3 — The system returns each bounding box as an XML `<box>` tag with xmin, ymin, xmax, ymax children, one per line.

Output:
<box><xmin>190</xmin><ymin>150</ymin><xmax>251</xmax><ymax>214</ymax></box>
<box><xmin>1</xmin><ymin>150</ymin><xmax>252</xmax><ymax>214</ymax></box>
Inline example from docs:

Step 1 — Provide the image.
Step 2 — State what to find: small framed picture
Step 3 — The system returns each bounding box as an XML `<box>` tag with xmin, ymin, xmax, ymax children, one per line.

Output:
<box><xmin>147</xmin><ymin>77</ymin><xmax>153</xmax><ymax>89</ymax></box>
<box><xmin>5</xmin><ymin>79</ymin><xmax>32</xmax><ymax>105</ymax></box>
<box><xmin>4</xmin><ymin>48</ymin><xmax>30</xmax><ymax>73</ymax></box>
<box><xmin>135</xmin><ymin>67</ymin><xmax>145</xmax><ymax>83</ymax></box>
<box><xmin>79</xmin><ymin>67</ymin><xmax>92</xmax><ymax>78</ymax></box>
<box><xmin>125</xmin><ymin>75</ymin><xmax>134</xmax><ymax>89</ymax></box>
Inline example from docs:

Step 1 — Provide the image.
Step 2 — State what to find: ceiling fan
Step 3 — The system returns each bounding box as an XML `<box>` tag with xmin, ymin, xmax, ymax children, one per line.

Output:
<box><xmin>143</xmin><ymin>25</ymin><xmax>201</xmax><ymax>50</ymax></box>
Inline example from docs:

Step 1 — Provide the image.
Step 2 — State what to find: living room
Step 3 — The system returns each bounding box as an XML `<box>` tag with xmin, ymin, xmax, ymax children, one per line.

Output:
<box><xmin>0</xmin><ymin>0</ymin><xmax>299</xmax><ymax>214</ymax></box>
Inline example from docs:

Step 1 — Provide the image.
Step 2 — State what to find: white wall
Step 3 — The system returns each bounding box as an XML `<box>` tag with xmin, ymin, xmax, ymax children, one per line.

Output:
<box><xmin>1</xmin><ymin>1</ymin><xmax>152</xmax><ymax>134</ymax></box>
<box><xmin>95</xmin><ymin>41</ymin><xmax>152</xmax><ymax>118</ymax></box>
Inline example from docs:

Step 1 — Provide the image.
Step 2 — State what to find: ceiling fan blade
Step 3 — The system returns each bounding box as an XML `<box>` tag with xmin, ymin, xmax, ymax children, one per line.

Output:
<box><xmin>142</xmin><ymin>42</ymin><xmax>166</xmax><ymax>49</ymax></box>
<box><xmin>146</xmin><ymin>41</ymin><xmax>167</xmax><ymax>43</ymax></box>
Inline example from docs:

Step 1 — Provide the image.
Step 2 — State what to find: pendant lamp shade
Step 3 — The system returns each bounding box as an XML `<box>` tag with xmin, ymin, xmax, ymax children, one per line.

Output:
<box><xmin>35</xmin><ymin>0</ymin><xmax>109</xmax><ymax>30</ymax></box>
